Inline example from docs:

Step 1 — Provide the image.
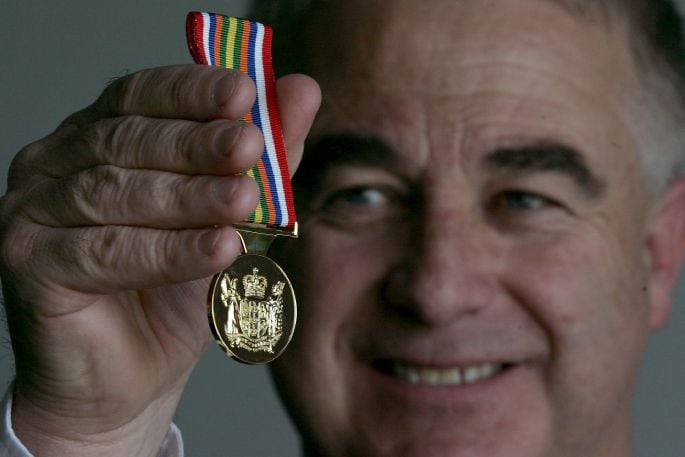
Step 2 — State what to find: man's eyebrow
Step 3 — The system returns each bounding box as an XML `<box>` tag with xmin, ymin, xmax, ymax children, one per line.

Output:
<box><xmin>294</xmin><ymin>132</ymin><xmax>400</xmax><ymax>186</ymax></box>
<box><xmin>483</xmin><ymin>143</ymin><xmax>606</xmax><ymax>198</ymax></box>
<box><xmin>299</xmin><ymin>133</ymin><xmax>400</xmax><ymax>172</ymax></box>
<box><xmin>293</xmin><ymin>133</ymin><xmax>403</xmax><ymax>205</ymax></box>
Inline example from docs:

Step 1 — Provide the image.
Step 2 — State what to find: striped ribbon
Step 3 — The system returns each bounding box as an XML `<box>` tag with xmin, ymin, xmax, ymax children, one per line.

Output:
<box><xmin>186</xmin><ymin>12</ymin><xmax>296</xmax><ymax>231</ymax></box>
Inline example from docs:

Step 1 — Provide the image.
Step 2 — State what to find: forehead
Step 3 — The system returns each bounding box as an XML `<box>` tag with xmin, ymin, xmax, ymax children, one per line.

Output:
<box><xmin>300</xmin><ymin>0</ymin><xmax>631</xmax><ymax>83</ymax></box>
<box><xmin>298</xmin><ymin>0</ymin><xmax>639</xmax><ymax>176</ymax></box>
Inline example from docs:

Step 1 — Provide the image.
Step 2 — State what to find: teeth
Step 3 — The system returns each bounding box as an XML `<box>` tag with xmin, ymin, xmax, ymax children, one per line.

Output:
<box><xmin>391</xmin><ymin>362</ymin><xmax>503</xmax><ymax>386</ymax></box>
<box><xmin>480</xmin><ymin>363</ymin><xmax>496</xmax><ymax>379</ymax></box>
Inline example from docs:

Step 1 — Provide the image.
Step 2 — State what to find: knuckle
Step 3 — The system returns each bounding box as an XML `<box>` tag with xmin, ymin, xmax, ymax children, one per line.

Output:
<box><xmin>0</xmin><ymin>193</ymin><xmax>12</xmax><ymax>224</ymax></box>
<box><xmin>8</xmin><ymin>123</ymin><xmax>98</xmax><ymax>189</ymax></box>
<box><xmin>0</xmin><ymin>191</ymin><xmax>52</xmax><ymax>276</ymax></box>
<box><xmin>102</xmin><ymin>72</ymin><xmax>138</xmax><ymax>115</ymax></box>
<box><xmin>70</xmin><ymin>226</ymin><xmax>126</xmax><ymax>285</ymax></box>
<box><xmin>65</xmin><ymin>228</ymin><xmax>101</xmax><ymax>281</ymax></box>
<box><xmin>154</xmin><ymin>120</ymin><xmax>190</xmax><ymax>170</ymax></box>
<box><xmin>101</xmin><ymin>65</ymin><xmax>241</xmax><ymax>120</ymax></box>
<box><xmin>119</xmin><ymin>72</ymin><xmax>143</xmax><ymax>114</ymax></box>
<box><xmin>7</xmin><ymin>142</ymin><xmax>44</xmax><ymax>188</ymax></box>
<box><xmin>58</xmin><ymin>102</ymin><xmax>101</xmax><ymax>129</ymax></box>
<box><xmin>90</xmin><ymin>225</ymin><xmax>122</xmax><ymax>271</ymax></box>
<box><xmin>156</xmin><ymin>231</ymin><xmax>178</xmax><ymax>281</ymax></box>
<box><xmin>100</xmin><ymin>115</ymin><xmax>145</xmax><ymax>166</ymax></box>
<box><xmin>167</xmin><ymin>66</ymin><xmax>229</xmax><ymax>118</ymax></box>
<box><xmin>0</xmin><ymin>218</ymin><xmax>39</xmax><ymax>274</ymax></box>
<box><xmin>120</xmin><ymin>67</ymin><xmax>186</xmax><ymax>114</ymax></box>
<box><xmin>164</xmin><ymin>174</ymin><xmax>191</xmax><ymax>211</ymax></box>
<box><xmin>71</xmin><ymin>165</ymin><xmax>125</xmax><ymax>223</ymax></box>
<box><xmin>86</xmin><ymin>226</ymin><xmax>161</xmax><ymax>282</ymax></box>
<box><xmin>178</xmin><ymin>121</ymin><xmax>205</xmax><ymax>167</ymax></box>
<box><xmin>68</xmin><ymin>122</ymin><xmax>100</xmax><ymax>161</ymax></box>
<box><xmin>168</xmin><ymin>66</ymin><xmax>216</xmax><ymax>119</ymax></box>
<box><xmin>0</xmin><ymin>192</ymin><xmax>21</xmax><ymax>228</ymax></box>
<box><xmin>168</xmin><ymin>70</ymin><xmax>190</xmax><ymax>111</ymax></box>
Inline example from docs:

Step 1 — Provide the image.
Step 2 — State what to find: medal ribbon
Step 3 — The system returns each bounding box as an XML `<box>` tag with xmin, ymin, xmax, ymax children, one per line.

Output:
<box><xmin>186</xmin><ymin>12</ymin><xmax>296</xmax><ymax>231</ymax></box>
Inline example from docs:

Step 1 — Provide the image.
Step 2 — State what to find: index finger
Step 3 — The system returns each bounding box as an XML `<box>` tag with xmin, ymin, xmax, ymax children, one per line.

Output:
<box><xmin>62</xmin><ymin>65</ymin><xmax>256</xmax><ymax>127</ymax></box>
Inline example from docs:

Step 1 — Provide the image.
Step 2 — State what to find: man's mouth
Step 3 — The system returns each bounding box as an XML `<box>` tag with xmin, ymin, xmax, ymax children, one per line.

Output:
<box><xmin>374</xmin><ymin>360</ymin><xmax>509</xmax><ymax>386</ymax></box>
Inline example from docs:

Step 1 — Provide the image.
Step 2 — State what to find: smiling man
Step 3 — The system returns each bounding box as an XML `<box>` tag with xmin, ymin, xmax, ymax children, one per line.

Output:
<box><xmin>1</xmin><ymin>0</ymin><xmax>685</xmax><ymax>457</ymax></box>
<box><xmin>263</xmin><ymin>1</ymin><xmax>685</xmax><ymax>456</ymax></box>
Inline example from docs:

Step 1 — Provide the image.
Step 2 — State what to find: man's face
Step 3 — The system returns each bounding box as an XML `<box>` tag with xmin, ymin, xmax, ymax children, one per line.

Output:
<box><xmin>271</xmin><ymin>1</ymin><xmax>663</xmax><ymax>456</ymax></box>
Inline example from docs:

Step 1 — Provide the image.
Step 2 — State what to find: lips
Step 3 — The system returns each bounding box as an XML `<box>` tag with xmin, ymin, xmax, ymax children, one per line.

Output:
<box><xmin>374</xmin><ymin>359</ymin><xmax>510</xmax><ymax>386</ymax></box>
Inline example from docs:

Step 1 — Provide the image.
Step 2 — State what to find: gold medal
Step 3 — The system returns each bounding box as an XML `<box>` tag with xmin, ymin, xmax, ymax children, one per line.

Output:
<box><xmin>208</xmin><ymin>227</ymin><xmax>297</xmax><ymax>364</ymax></box>
<box><xmin>187</xmin><ymin>13</ymin><xmax>299</xmax><ymax>363</ymax></box>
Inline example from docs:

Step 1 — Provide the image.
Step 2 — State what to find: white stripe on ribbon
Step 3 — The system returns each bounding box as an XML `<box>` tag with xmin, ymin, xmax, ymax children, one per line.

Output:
<box><xmin>201</xmin><ymin>12</ymin><xmax>212</xmax><ymax>65</ymax></box>
<box><xmin>253</xmin><ymin>24</ymin><xmax>289</xmax><ymax>226</ymax></box>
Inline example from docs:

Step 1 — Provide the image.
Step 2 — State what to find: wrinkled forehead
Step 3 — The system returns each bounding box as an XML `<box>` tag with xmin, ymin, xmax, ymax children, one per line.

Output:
<box><xmin>297</xmin><ymin>0</ymin><xmax>634</xmax><ymax>98</ymax></box>
<box><xmin>291</xmin><ymin>0</ymin><xmax>641</xmax><ymax>187</ymax></box>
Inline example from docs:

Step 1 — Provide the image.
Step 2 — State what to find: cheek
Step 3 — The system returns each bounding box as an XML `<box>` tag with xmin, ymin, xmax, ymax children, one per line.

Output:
<box><xmin>271</xmin><ymin>224</ymin><xmax>406</xmax><ymax>447</ymax></box>
<box><xmin>503</xmin><ymin>227</ymin><xmax>650</xmax><ymax>434</ymax></box>
<box><xmin>512</xmin><ymin>230</ymin><xmax>648</xmax><ymax>351</ymax></box>
<box><xmin>287</xmin><ymin>220</ymin><xmax>408</xmax><ymax>326</ymax></box>
<box><xmin>276</xmin><ymin>224</ymin><xmax>403</xmax><ymax>353</ymax></box>
<box><xmin>294</xmin><ymin>228</ymin><xmax>389</xmax><ymax>318</ymax></box>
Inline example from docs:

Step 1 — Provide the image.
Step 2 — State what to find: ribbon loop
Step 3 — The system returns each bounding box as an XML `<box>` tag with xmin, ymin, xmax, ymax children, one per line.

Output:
<box><xmin>186</xmin><ymin>12</ymin><xmax>296</xmax><ymax>231</ymax></box>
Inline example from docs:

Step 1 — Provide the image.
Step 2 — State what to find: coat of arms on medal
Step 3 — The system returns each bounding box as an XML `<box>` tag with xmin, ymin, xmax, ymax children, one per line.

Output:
<box><xmin>208</xmin><ymin>254</ymin><xmax>297</xmax><ymax>364</ymax></box>
<box><xmin>220</xmin><ymin>268</ymin><xmax>285</xmax><ymax>353</ymax></box>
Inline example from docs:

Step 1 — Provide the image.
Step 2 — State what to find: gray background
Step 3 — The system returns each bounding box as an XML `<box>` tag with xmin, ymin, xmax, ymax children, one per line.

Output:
<box><xmin>1</xmin><ymin>1</ymin><xmax>684</xmax><ymax>456</ymax></box>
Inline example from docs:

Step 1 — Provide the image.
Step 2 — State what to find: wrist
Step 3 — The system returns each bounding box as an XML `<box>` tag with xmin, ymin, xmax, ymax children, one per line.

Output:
<box><xmin>11</xmin><ymin>386</ymin><xmax>180</xmax><ymax>457</ymax></box>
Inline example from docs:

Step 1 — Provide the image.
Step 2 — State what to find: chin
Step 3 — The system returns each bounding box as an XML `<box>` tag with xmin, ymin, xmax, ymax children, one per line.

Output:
<box><xmin>300</xmin><ymin>428</ymin><xmax>551</xmax><ymax>457</ymax></box>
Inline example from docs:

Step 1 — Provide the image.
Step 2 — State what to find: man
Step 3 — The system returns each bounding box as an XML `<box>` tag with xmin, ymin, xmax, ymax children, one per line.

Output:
<box><xmin>1</xmin><ymin>0</ymin><xmax>684</xmax><ymax>456</ymax></box>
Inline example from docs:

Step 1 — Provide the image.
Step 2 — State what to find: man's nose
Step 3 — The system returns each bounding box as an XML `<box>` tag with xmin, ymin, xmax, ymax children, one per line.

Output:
<box><xmin>382</xmin><ymin>207</ymin><xmax>501</xmax><ymax>326</ymax></box>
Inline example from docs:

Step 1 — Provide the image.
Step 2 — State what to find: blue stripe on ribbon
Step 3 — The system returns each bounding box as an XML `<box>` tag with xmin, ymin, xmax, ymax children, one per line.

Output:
<box><xmin>252</xmin><ymin>25</ymin><xmax>283</xmax><ymax>224</ymax></box>
<box><xmin>208</xmin><ymin>14</ymin><xmax>216</xmax><ymax>65</ymax></box>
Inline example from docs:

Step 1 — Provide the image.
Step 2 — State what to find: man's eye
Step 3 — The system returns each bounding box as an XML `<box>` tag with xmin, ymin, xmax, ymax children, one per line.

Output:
<box><xmin>328</xmin><ymin>186</ymin><xmax>388</xmax><ymax>206</ymax></box>
<box><xmin>487</xmin><ymin>189</ymin><xmax>573</xmax><ymax>233</ymax></box>
<box><xmin>493</xmin><ymin>191</ymin><xmax>552</xmax><ymax>211</ymax></box>
<box><xmin>314</xmin><ymin>184</ymin><xmax>408</xmax><ymax>227</ymax></box>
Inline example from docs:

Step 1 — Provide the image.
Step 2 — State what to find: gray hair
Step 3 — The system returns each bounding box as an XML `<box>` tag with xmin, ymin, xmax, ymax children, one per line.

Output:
<box><xmin>251</xmin><ymin>0</ymin><xmax>685</xmax><ymax>195</ymax></box>
<box><xmin>552</xmin><ymin>0</ymin><xmax>685</xmax><ymax>194</ymax></box>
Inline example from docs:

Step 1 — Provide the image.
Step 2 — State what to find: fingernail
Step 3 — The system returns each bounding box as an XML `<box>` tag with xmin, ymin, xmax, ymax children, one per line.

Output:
<box><xmin>216</xmin><ymin>125</ymin><xmax>243</xmax><ymax>159</ymax></box>
<box><xmin>214</xmin><ymin>73</ymin><xmax>238</xmax><ymax>109</ymax></box>
<box><xmin>213</xmin><ymin>179</ymin><xmax>238</xmax><ymax>205</ymax></box>
<box><xmin>199</xmin><ymin>229</ymin><xmax>221</xmax><ymax>256</ymax></box>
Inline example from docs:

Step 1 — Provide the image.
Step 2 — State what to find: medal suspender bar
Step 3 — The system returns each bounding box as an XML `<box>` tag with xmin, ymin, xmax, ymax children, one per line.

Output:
<box><xmin>186</xmin><ymin>12</ymin><xmax>297</xmax><ymax>364</ymax></box>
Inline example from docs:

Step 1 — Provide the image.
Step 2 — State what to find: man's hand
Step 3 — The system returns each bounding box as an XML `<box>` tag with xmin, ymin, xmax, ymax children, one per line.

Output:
<box><xmin>0</xmin><ymin>65</ymin><xmax>320</xmax><ymax>457</ymax></box>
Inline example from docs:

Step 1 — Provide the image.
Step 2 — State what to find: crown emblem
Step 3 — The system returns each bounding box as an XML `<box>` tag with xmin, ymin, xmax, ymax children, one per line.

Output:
<box><xmin>243</xmin><ymin>267</ymin><xmax>268</xmax><ymax>298</ymax></box>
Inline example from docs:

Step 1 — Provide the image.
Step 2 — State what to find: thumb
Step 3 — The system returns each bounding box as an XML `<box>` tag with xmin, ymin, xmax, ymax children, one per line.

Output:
<box><xmin>276</xmin><ymin>74</ymin><xmax>322</xmax><ymax>176</ymax></box>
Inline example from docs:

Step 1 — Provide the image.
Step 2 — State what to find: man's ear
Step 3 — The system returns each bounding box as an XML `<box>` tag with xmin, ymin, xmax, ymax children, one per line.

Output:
<box><xmin>646</xmin><ymin>177</ymin><xmax>685</xmax><ymax>329</ymax></box>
